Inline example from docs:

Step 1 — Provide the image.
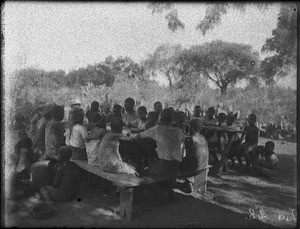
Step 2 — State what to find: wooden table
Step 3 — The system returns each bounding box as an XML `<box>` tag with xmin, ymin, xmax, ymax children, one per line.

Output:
<box><xmin>203</xmin><ymin>125</ymin><xmax>244</xmax><ymax>174</ymax></box>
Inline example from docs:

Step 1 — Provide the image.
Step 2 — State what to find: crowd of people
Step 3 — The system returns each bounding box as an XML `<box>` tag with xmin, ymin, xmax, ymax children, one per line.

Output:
<box><xmin>9</xmin><ymin>97</ymin><xmax>280</xmax><ymax>205</ymax></box>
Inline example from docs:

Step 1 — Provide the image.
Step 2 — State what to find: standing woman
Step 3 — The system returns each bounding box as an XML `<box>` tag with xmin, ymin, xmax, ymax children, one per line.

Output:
<box><xmin>65</xmin><ymin>107</ymin><xmax>88</xmax><ymax>160</ymax></box>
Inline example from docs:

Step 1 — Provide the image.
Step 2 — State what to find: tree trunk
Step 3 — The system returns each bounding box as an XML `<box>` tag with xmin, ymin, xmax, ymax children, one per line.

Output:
<box><xmin>220</xmin><ymin>85</ymin><xmax>227</xmax><ymax>97</ymax></box>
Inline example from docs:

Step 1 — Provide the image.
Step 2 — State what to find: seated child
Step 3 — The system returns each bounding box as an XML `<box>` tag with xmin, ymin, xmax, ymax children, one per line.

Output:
<box><xmin>252</xmin><ymin>141</ymin><xmax>279</xmax><ymax>169</ymax></box>
<box><xmin>65</xmin><ymin>107</ymin><xmax>88</xmax><ymax>160</ymax></box>
<box><xmin>39</xmin><ymin>146</ymin><xmax>80</xmax><ymax>202</ymax></box>
<box><xmin>238</xmin><ymin>114</ymin><xmax>259</xmax><ymax>169</ymax></box>
<box><xmin>130</xmin><ymin>106</ymin><xmax>148</xmax><ymax>133</ymax></box>
<box><xmin>98</xmin><ymin>117</ymin><xmax>137</xmax><ymax>175</ymax></box>
<box><xmin>179</xmin><ymin>119</ymin><xmax>209</xmax><ymax>193</ymax></box>
<box><xmin>135</xmin><ymin>108</ymin><xmax>186</xmax><ymax>204</ymax></box>
<box><xmin>85</xmin><ymin>115</ymin><xmax>107</xmax><ymax>165</ymax></box>
<box><xmin>106</xmin><ymin>104</ymin><xmax>122</xmax><ymax>124</ymax></box>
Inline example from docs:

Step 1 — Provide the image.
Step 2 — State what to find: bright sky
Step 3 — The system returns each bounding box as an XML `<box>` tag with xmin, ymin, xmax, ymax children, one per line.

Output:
<box><xmin>3</xmin><ymin>2</ymin><xmax>296</xmax><ymax>88</ymax></box>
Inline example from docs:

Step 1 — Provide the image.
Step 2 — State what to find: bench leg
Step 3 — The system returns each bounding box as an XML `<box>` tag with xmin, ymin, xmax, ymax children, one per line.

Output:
<box><xmin>193</xmin><ymin>169</ymin><xmax>208</xmax><ymax>195</ymax></box>
<box><xmin>119</xmin><ymin>187</ymin><xmax>133</xmax><ymax>221</ymax></box>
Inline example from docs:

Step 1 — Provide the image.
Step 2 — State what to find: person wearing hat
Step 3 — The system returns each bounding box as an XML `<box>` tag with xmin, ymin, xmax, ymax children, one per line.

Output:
<box><xmin>39</xmin><ymin>146</ymin><xmax>80</xmax><ymax>202</ymax></box>
<box><xmin>135</xmin><ymin>107</ymin><xmax>186</xmax><ymax>205</ymax></box>
<box><xmin>33</xmin><ymin>103</ymin><xmax>56</xmax><ymax>161</ymax></box>
<box><xmin>63</xmin><ymin>98</ymin><xmax>82</xmax><ymax>125</ymax></box>
<box><xmin>68</xmin><ymin>98</ymin><xmax>82</xmax><ymax>122</ymax></box>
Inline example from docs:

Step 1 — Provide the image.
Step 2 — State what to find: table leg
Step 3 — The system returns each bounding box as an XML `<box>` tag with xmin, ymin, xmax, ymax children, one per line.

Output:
<box><xmin>119</xmin><ymin>187</ymin><xmax>133</xmax><ymax>221</ymax></box>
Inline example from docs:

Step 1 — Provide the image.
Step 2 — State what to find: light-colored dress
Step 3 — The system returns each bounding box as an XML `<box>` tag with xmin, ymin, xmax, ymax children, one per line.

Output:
<box><xmin>85</xmin><ymin>127</ymin><xmax>107</xmax><ymax>165</ymax></box>
<box><xmin>98</xmin><ymin>132</ymin><xmax>136</xmax><ymax>175</ymax></box>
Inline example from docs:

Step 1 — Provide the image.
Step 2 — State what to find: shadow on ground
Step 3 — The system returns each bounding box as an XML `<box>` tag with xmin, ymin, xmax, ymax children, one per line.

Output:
<box><xmin>6</xmin><ymin>178</ymin><xmax>275</xmax><ymax>228</ymax></box>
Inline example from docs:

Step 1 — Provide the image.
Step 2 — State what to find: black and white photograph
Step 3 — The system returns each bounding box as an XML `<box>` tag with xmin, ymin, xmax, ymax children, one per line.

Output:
<box><xmin>2</xmin><ymin>2</ymin><xmax>298</xmax><ymax>228</ymax></box>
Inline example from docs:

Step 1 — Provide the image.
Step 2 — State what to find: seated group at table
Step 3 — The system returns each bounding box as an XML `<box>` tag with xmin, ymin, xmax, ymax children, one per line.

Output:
<box><xmin>9</xmin><ymin>97</ymin><xmax>279</xmax><ymax>204</ymax></box>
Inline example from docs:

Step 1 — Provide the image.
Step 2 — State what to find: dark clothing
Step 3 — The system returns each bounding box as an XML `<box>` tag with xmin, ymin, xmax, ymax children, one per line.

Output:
<box><xmin>29</xmin><ymin>112</ymin><xmax>41</xmax><ymax>146</ymax></box>
<box><xmin>244</xmin><ymin>124</ymin><xmax>259</xmax><ymax>145</ymax></box>
<box><xmin>118</xmin><ymin>138</ymin><xmax>157</xmax><ymax>174</ymax></box>
<box><xmin>144</xmin><ymin>159</ymin><xmax>179</xmax><ymax>177</ymax></box>
<box><xmin>86</xmin><ymin>109</ymin><xmax>103</xmax><ymax>123</ymax></box>
<box><xmin>35</xmin><ymin>117</ymin><xmax>50</xmax><ymax>150</ymax></box>
<box><xmin>48</xmin><ymin>161</ymin><xmax>80</xmax><ymax>202</ymax></box>
<box><xmin>70</xmin><ymin>146</ymin><xmax>88</xmax><ymax>161</ymax></box>
<box><xmin>45</xmin><ymin>119</ymin><xmax>65</xmax><ymax>159</ymax></box>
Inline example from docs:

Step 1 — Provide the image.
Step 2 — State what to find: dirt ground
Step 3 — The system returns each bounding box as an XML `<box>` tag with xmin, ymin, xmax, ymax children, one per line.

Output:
<box><xmin>3</xmin><ymin>131</ymin><xmax>297</xmax><ymax>228</ymax></box>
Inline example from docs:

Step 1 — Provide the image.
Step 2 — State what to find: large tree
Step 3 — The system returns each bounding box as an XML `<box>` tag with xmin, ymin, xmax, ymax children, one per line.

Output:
<box><xmin>148</xmin><ymin>3</ymin><xmax>296</xmax><ymax>83</ymax></box>
<box><xmin>66</xmin><ymin>56</ymin><xmax>145</xmax><ymax>87</ymax></box>
<box><xmin>188</xmin><ymin>40</ymin><xmax>260</xmax><ymax>97</ymax></box>
<box><xmin>143</xmin><ymin>44</ymin><xmax>183</xmax><ymax>89</ymax></box>
<box><xmin>260</xmin><ymin>3</ymin><xmax>297</xmax><ymax>85</ymax></box>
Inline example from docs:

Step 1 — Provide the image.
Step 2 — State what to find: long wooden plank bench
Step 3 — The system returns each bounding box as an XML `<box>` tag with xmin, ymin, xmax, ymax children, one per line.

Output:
<box><xmin>72</xmin><ymin>159</ymin><xmax>211</xmax><ymax>221</ymax></box>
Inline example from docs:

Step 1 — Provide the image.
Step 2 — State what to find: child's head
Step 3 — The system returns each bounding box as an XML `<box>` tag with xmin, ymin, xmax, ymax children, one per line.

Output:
<box><xmin>71</xmin><ymin>107</ymin><xmax>85</xmax><ymax>125</ymax></box>
<box><xmin>91</xmin><ymin>101</ymin><xmax>99</xmax><ymax>111</ymax></box>
<box><xmin>159</xmin><ymin>108</ymin><xmax>173</xmax><ymax>125</ymax></box>
<box><xmin>190</xmin><ymin>119</ymin><xmax>203</xmax><ymax>134</ymax></box>
<box><xmin>226</xmin><ymin>115</ymin><xmax>235</xmax><ymax>126</ymax></box>
<box><xmin>137</xmin><ymin>106</ymin><xmax>147</xmax><ymax>120</ymax></box>
<box><xmin>112</xmin><ymin>104</ymin><xmax>122</xmax><ymax>117</ymax></box>
<box><xmin>248</xmin><ymin>114</ymin><xmax>257</xmax><ymax>125</ymax></box>
<box><xmin>206</xmin><ymin>107</ymin><xmax>215</xmax><ymax>119</ymax></box>
<box><xmin>19</xmin><ymin>137</ymin><xmax>33</xmax><ymax>150</ymax></box>
<box><xmin>110</xmin><ymin>117</ymin><xmax>123</xmax><ymax>133</ymax></box>
<box><xmin>18</xmin><ymin>130</ymin><xmax>28</xmax><ymax>140</ymax></box>
<box><xmin>58</xmin><ymin>146</ymin><xmax>72</xmax><ymax>162</ymax></box>
<box><xmin>194</xmin><ymin>105</ymin><xmax>201</xmax><ymax>116</ymax></box>
<box><xmin>42</xmin><ymin>103</ymin><xmax>56</xmax><ymax>119</ymax></box>
<box><xmin>124</xmin><ymin>97</ymin><xmax>135</xmax><ymax>112</ymax></box>
<box><xmin>95</xmin><ymin>118</ymin><xmax>106</xmax><ymax>129</ymax></box>
<box><xmin>154</xmin><ymin>101</ymin><xmax>163</xmax><ymax>114</ymax></box>
<box><xmin>177</xmin><ymin>111</ymin><xmax>186</xmax><ymax>123</ymax></box>
<box><xmin>265</xmin><ymin>141</ymin><xmax>275</xmax><ymax>153</ymax></box>
<box><xmin>52</xmin><ymin>105</ymin><xmax>65</xmax><ymax>121</ymax></box>
<box><xmin>217</xmin><ymin>113</ymin><xmax>227</xmax><ymax>125</ymax></box>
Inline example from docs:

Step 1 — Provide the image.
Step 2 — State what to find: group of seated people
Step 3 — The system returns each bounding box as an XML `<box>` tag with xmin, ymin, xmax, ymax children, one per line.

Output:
<box><xmin>9</xmin><ymin>97</ymin><xmax>279</xmax><ymax>205</ymax></box>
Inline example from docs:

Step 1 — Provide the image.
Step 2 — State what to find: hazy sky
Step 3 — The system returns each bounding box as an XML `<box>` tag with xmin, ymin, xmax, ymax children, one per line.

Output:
<box><xmin>3</xmin><ymin>2</ymin><xmax>296</xmax><ymax>87</ymax></box>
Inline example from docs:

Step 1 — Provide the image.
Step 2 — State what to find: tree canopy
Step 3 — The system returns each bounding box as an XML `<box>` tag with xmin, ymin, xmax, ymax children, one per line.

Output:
<box><xmin>189</xmin><ymin>40</ymin><xmax>260</xmax><ymax>96</ymax></box>
<box><xmin>143</xmin><ymin>44</ymin><xmax>183</xmax><ymax>89</ymax></box>
<box><xmin>260</xmin><ymin>3</ymin><xmax>297</xmax><ymax>84</ymax></box>
<box><xmin>148</xmin><ymin>2</ymin><xmax>297</xmax><ymax>83</ymax></box>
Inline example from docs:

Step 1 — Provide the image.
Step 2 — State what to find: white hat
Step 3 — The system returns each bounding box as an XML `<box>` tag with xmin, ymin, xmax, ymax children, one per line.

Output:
<box><xmin>71</xmin><ymin>98</ymin><xmax>82</xmax><ymax>105</ymax></box>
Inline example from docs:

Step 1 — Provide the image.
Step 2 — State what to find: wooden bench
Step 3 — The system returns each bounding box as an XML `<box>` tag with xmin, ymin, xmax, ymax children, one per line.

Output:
<box><xmin>72</xmin><ymin>159</ymin><xmax>211</xmax><ymax>221</ymax></box>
